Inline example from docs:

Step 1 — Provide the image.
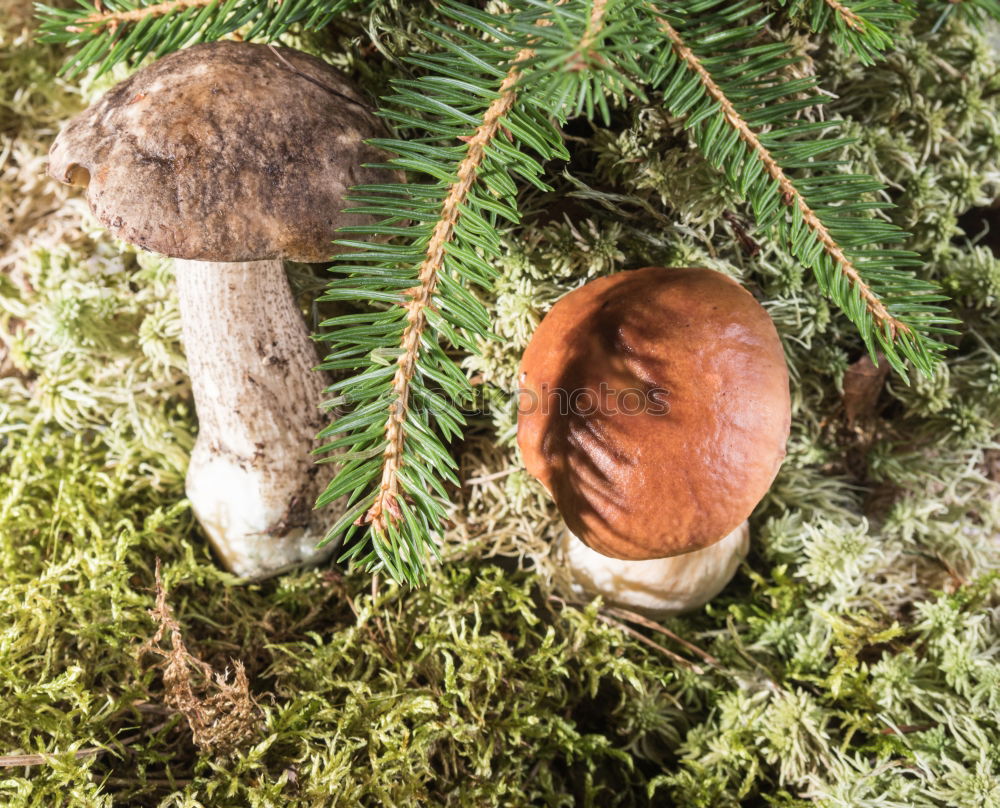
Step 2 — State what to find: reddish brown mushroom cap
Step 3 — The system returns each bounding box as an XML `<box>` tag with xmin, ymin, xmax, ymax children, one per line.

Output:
<box><xmin>517</xmin><ymin>266</ymin><xmax>790</xmax><ymax>561</ymax></box>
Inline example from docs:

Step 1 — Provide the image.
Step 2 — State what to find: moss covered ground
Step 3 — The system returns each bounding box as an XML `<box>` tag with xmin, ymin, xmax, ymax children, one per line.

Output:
<box><xmin>1</xmin><ymin>3</ymin><xmax>999</xmax><ymax>805</ymax></box>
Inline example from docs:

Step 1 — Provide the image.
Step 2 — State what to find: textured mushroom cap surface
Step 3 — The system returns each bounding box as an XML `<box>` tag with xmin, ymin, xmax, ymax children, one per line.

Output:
<box><xmin>48</xmin><ymin>41</ymin><xmax>391</xmax><ymax>262</ymax></box>
<box><xmin>517</xmin><ymin>267</ymin><xmax>790</xmax><ymax>560</ymax></box>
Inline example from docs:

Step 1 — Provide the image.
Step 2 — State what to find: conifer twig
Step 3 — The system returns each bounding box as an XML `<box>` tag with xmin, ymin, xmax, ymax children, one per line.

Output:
<box><xmin>783</xmin><ymin>0</ymin><xmax>907</xmax><ymax>63</ymax></box>
<box><xmin>823</xmin><ymin>0</ymin><xmax>866</xmax><ymax>31</ymax></box>
<box><xmin>64</xmin><ymin>0</ymin><xmax>212</xmax><ymax>33</ymax></box>
<box><xmin>576</xmin><ymin>0</ymin><xmax>609</xmax><ymax>56</ymax></box>
<box><xmin>361</xmin><ymin>0</ymin><xmax>610</xmax><ymax>535</ymax></box>
<box><xmin>37</xmin><ymin>0</ymin><xmax>361</xmax><ymax>77</ymax></box>
<box><xmin>652</xmin><ymin>9</ymin><xmax>908</xmax><ymax>339</ymax></box>
<box><xmin>360</xmin><ymin>47</ymin><xmax>534</xmax><ymax>534</ymax></box>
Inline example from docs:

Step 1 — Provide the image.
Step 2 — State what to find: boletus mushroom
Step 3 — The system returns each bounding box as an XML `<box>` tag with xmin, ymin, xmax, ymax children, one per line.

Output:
<box><xmin>518</xmin><ymin>266</ymin><xmax>790</xmax><ymax>616</ymax></box>
<box><xmin>48</xmin><ymin>41</ymin><xmax>394</xmax><ymax>578</ymax></box>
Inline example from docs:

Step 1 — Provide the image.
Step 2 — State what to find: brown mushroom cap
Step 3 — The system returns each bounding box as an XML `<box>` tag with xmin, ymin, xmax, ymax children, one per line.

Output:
<box><xmin>48</xmin><ymin>41</ymin><xmax>392</xmax><ymax>262</ymax></box>
<box><xmin>517</xmin><ymin>266</ymin><xmax>790</xmax><ymax>561</ymax></box>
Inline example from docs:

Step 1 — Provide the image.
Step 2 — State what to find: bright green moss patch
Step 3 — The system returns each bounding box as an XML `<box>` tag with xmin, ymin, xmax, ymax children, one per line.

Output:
<box><xmin>1</xmin><ymin>415</ymin><xmax>998</xmax><ymax>806</ymax></box>
<box><xmin>0</xmin><ymin>419</ymin><xmax>682</xmax><ymax>806</ymax></box>
<box><xmin>2</xmin><ymin>5</ymin><xmax>1000</xmax><ymax>807</ymax></box>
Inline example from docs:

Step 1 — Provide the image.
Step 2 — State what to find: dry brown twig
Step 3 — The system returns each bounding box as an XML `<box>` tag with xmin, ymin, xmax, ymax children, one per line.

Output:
<box><xmin>602</xmin><ymin>605</ymin><xmax>721</xmax><ymax>666</ymax></box>
<box><xmin>0</xmin><ymin>719</ymin><xmax>174</xmax><ymax>769</ymax></box>
<box><xmin>548</xmin><ymin>595</ymin><xmax>704</xmax><ymax>673</ymax></box>
<box><xmin>139</xmin><ymin>559</ymin><xmax>261</xmax><ymax>756</ymax></box>
<box><xmin>0</xmin><ymin>737</ymin><xmax>133</xmax><ymax>769</ymax></box>
<box><xmin>597</xmin><ymin>614</ymin><xmax>704</xmax><ymax>673</ymax></box>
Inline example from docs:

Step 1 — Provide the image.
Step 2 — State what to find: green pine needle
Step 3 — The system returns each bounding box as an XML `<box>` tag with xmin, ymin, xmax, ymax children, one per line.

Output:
<box><xmin>780</xmin><ymin>0</ymin><xmax>915</xmax><ymax>65</ymax></box>
<box><xmin>647</xmin><ymin>0</ymin><xmax>958</xmax><ymax>376</ymax></box>
<box><xmin>34</xmin><ymin>0</ymin><xmax>366</xmax><ymax>78</ymax></box>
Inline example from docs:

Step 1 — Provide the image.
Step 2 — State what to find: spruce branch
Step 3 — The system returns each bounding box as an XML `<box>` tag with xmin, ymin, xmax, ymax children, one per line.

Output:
<box><xmin>576</xmin><ymin>0</ymin><xmax>610</xmax><ymax>53</ymax></box>
<box><xmin>824</xmin><ymin>0</ymin><xmax>866</xmax><ymax>31</ymax></box>
<box><xmin>779</xmin><ymin>0</ymin><xmax>913</xmax><ymax>64</ymax></box>
<box><xmin>36</xmin><ymin>0</ymin><xmax>365</xmax><ymax>77</ymax></box>
<box><xmin>655</xmin><ymin>13</ymin><xmax>902</xmax><ymax>337</ymax></box>
<box><xmin>646</xmin><ymin>0</ymin><xmax>956</xmax><ymax>375</ymax></box>
<box><xmin>363</xmin><ymin>2</ymin><xmax>614</xmax><ymax>536</ymax></box>
<box><xmin>930</xmin><ymin>0</ymin><xmax>1000</xmax><ymax>29</ymax></box>
<box><xmin>62</xmin><ymin>0</ymin><xmax>213</xmax><ymax>33</ymax></box>
<box><xmin>315</xmin><ymin>0</ymin><xmax>644</xmax><ymax>584</ymax></box>
<box><xmin>360</xmin><ymin>48</ymin><xmax>532</xmax><ymax>535</ymax></box>
<box><xmin>314</xmin><ymin>0</ymin><xmax>650</xmax><ymax>583</ymax></box>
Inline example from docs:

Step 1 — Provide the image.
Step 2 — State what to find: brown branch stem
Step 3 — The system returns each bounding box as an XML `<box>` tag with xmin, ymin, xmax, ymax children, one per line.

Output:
<box><xmin>67</xmin><ymin>0</ymin><xmax>213</xmax><ymax>33</ymax></box>
<box><xmin>0</xmin><ymin>746</ymin><xmax>120</xmax><ymax>768</ymax></box>
<box><xmin>360</xmin><ymin>47</ymin><xmax>534</xmax><ymax>534</ymax></box>
<box><xmin>653</xmin><ymin>10</ymin><xmax>907</xmax><ymax>338</ymax></box>
<box><xmin>824</xmin><ymin>0</ymin><xmax>866</xmax><ymax>31</ymax></box>
<box><xmin>576</xmin><ymin>0</ymin><xmax>609</xmax><ymax>59</ymax></box>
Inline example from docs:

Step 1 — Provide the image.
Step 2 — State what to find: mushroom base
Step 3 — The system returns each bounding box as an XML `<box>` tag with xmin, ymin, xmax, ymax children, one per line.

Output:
<box><xmin>559</xmin><ymin>522</ymin><xmax>750</xmax><ymax>617</ymax></box>
<box><xmin>186</xmin><ymin>450</ymin><xmax>337</xmax><ymax>580</ymax></box>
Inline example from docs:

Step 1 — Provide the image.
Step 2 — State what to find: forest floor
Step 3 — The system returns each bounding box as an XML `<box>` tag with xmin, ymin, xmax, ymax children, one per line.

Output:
<box><xmin>1</xmin><ymin>2</ymin><xmax>999</xmax><ymax>806</ymax></box>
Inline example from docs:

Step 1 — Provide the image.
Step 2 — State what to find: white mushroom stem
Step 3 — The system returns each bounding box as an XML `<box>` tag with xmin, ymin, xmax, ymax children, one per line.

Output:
<box><xmin>560</xmin><ymin>522</ymin><xmax>750</xmax><ymax>618</ymax></box>
<box><xmin>174</xmin><ymin>258</ymin><xmax>336</xmax><ymax>579</ymax></box>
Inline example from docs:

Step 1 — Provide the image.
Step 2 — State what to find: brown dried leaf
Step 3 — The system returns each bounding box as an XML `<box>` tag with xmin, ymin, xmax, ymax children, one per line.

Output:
<box><xmin>842</xmin><ymin>353</ymin><xmax>889</xmax><ymax>425</ymax></box>
<box><xmin>984</xmin><ymin>449</ymin><xmax>1000</xmax><ymax>483</ymax></box>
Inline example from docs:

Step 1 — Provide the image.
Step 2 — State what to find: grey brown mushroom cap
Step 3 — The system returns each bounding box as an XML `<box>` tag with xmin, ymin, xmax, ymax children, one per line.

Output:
<box><xmin>48</xmin><ymin>41</ymin><xmax>392</xmax><ymax>263</ymax></box>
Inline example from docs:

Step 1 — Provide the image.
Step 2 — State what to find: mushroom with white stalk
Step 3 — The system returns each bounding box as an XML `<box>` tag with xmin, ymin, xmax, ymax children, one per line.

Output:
<box><xmin>48</xmin><ymin>41</ymin><xmax>395</xmax><ymax>579</ymax></box>
<box><xmin>518</xmin><ymin>266</ymin><xmax>790</xmax><ymax>617</ymax></box>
